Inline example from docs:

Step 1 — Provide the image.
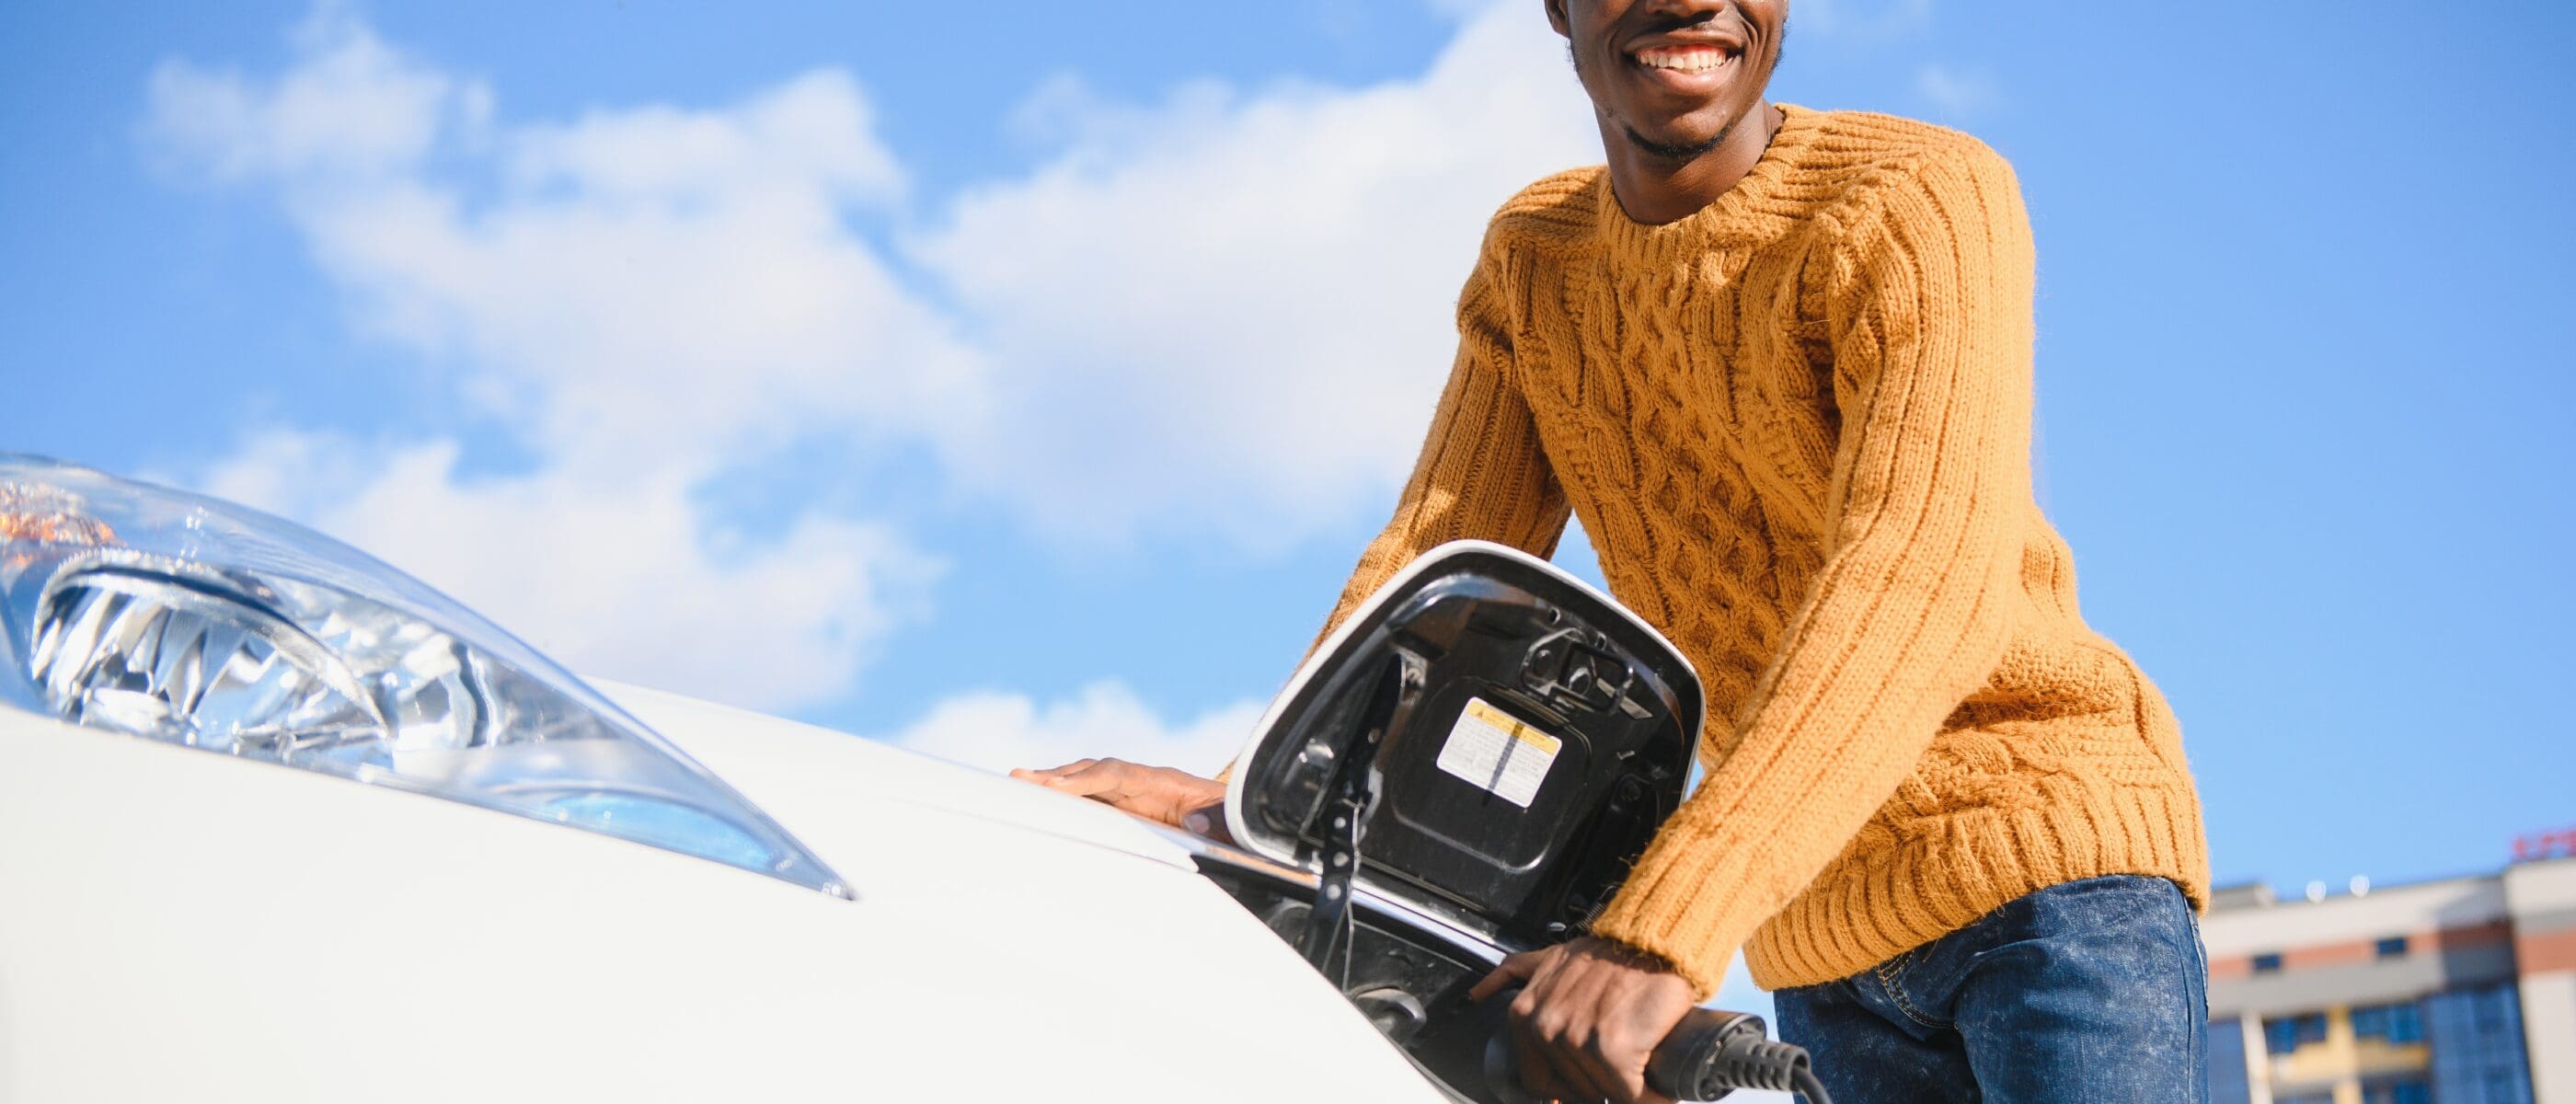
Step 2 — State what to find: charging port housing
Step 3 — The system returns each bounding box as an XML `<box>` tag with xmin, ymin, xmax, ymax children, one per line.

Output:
<box><xmin>1202</xmin><ymin>541</ymin><xmax>1706</xmax><ymax>1102</ymax></box>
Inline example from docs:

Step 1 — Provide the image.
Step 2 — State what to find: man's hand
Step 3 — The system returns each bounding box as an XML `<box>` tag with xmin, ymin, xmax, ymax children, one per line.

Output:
<box><xmin>1009</xmin><ymin>758</ymin><xmax>1228</xmax><ymax>837</ymax></box>
<box><xmin>1468</xmin><ymin>936</ymin><xmax>1696</xmax><ymax>1104</ymax></box>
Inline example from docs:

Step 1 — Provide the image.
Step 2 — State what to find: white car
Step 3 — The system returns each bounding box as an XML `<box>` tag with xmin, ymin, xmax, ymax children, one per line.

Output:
<box><xmin>0</xmin><ymin>455</ymin><xmax>1792</xmax><ymax>1103</ymax></box>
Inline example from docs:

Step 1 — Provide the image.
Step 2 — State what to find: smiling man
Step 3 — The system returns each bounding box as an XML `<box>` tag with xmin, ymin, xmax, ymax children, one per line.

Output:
<box><xmin>1020</xmin><ymin>1</ymin><xmax>2213</xmax><ymax>1100</ymax></box>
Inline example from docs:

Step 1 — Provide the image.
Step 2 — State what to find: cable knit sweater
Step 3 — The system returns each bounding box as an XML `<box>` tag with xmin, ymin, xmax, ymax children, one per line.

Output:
<box><xmin>1314</xmin><ymin>105</ymin><xmax>2208</xmax><ymax>995</ymax></box>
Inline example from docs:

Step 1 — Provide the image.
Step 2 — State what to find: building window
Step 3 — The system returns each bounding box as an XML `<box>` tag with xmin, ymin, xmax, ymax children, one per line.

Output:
<box><xmin>2352</xmin><ymin>1001</ymin><xmax>2426</xmax><ymax>1044</ymax></box>
<box><xmin>2425</xmin><ymin>983</ymin><xmax>2536</xmax><ymax>1104</ymax></box>
<box><xmin>2252</xmin><ymin>952</ymin><xmax>2283</xmax><ymax>973</ymax></box>
<box><xmin>2265</xmin><ymin>1013</ymin><xmax>2328</xmax><ymax>1055</ymax></box>
<box><xmin>2362</xmin><ymin>1077</ymin><xmax>2434</xmax><ymax>1104</ymax></box>
<box><xmin>2376</xmin><ymin>935</ymin><xmax>2409</xmax><ymax>959</ymax></box>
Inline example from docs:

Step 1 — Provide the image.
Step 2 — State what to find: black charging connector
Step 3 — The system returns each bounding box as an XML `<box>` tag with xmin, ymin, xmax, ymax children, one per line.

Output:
<box><xmin>1481</xmin><ymin>992</ymin><xmax>1833</xmax><ymax>1103</ymax></box>
<box><xmin>1645</xmin><ymin>1007</ymin><xmax>1828</xmax><ymax>1101</ymax></box>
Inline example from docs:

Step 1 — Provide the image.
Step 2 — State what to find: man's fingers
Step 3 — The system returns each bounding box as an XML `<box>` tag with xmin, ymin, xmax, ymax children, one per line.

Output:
<box><xmin>1485</xmin><ymin>949</ymin><xmax>1569</xmax><ymax>1100</ymax></box>
<box><xmin>1467</xmin><ymin>949</ymin><xmax>1547</xmax><ymax>1001</ymax></box>
<box><xmin>1512</xmin><ymin>1001</ymin><xmax>1574</xmax><ymax>1102</ymax></box>
<box><xmin>1606</xmin><ymin>1015</ymin><xmax>1670</xmax><ymax>1103</ymax></box>
<box><xmin>1565</xmin><ymin>962</ymin><xmax>1671</xmax><ymax>1104</ymax></box>
<box><xmin>1528</xmin><ymin>1007</ymin><xmax>1613</xmax><ymax>1104</ymax></box>
<box><xmin>1179</xmin><ymin>803</ymin><xmax>1234</xmax><ymax>843</ymax></box>
<box><xmin>1538</xmin><ymin>1004</ymin><xmax>1621</xmax><ymax>1104</ymax></box>
<box><xmin>1010</xmin><ymin>758</ymin><xmax>1214</xmax><ymax>829</ymax></box>
<box><xmin>1036</xmin><ymin>770</ymin><xmax>1122</xmax><ymax>798</ymax></box>
<box><xmin>1552</xmin><ymin>971</ymin><xmax>1627</xmax><ymax>1103</ymax></box>
<box><xmin>1582</xmin><ymin>1024</ymin><xmax>1650</xmax><ymax>1104</ymax></box>
<box><xmin>1018</xmin><ymin>759</ymin><xmax>1127</xmax><ymax>792</ymax></box>
<box><xmin>1007</xmin><ymin>758</ymin><xmax>1098</xmax><ymax>782</ymax></box>
<box><xmin>1502</xmin><ymin>949</ymin><xmax>1615</xmax><ymax>1104</ymax></box>
<box><xmin>1585</xmin><ymin>965</ymin><xmax>1662</xmax><ymax>1102</ymax></box>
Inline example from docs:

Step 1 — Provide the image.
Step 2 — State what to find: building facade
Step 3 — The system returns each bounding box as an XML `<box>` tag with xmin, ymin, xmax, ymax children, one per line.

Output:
<box><xmin>2202</xmin><ymin>856</ymin><xmax>2576</xmax><ymax>1104</ymax></box>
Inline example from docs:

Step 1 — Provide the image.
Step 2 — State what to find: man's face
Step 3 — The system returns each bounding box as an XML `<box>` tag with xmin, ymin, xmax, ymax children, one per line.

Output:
<box><xmin>1547</xmin><ymin>0</ymin><xmax>1787</xmax><ymax>161</ymax></box>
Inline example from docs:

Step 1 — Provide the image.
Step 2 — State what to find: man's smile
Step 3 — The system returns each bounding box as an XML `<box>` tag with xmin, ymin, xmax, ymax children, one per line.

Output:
<box><xmin>1629</xmin><ymin>46</ymin><xmax>1736</xmax><ymax>94</ymax></box>
<box><xmin>1625</xmin><ymin>32</ymin><xmax>1744</xmax><ymax>93</ymax></box>
<box><xmin>1634</xmin><ymin>45</ymin><xmax>1730</xmax><ymax>72</ymax></box>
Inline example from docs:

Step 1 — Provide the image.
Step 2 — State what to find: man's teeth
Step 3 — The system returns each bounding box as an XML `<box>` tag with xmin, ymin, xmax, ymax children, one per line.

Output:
<box><xmin>1634</xmin><ymin>47</ymin><xmax>1731</xmax><ymax>73</ymax></box>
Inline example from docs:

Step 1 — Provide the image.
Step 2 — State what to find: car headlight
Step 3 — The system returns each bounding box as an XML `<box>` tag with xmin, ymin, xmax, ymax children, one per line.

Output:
<box><xmin>0</xmin><ymin>454</ymin><xmax>847</xmax><ymax>898</ymax></box>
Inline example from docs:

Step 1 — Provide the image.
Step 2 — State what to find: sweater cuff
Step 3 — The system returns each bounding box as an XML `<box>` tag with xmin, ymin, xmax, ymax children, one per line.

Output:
<box><xmin>1590</xmin><ymin>912</ymin><xmax>1743</xmax><ymax>1002</ymax></box>
<box><xmin>1585</xmin><ymin>826</ymin><xmax>1767</xmax><ymax>999</ymax></box>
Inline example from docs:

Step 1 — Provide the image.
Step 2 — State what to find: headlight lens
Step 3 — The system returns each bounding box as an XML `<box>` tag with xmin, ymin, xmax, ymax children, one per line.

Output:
<box><xmin>0</xmin><ymin>454</ymin><xmax>847</xmax><ymax>898</ymax></box>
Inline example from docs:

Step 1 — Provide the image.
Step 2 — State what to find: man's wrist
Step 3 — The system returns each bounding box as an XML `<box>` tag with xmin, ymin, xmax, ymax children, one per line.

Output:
<box><xmin>1587</xmin><ymin>933</ymin><xmax>1680</xmax><ymax>975</ymax></box>
<box><xmin>1588</xmin><ymin>926</ymin><xmax>1722</xmax><ymax>1000</ymax></box>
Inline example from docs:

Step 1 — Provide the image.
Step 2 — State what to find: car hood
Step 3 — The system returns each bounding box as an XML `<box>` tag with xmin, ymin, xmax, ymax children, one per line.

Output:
<box><xmin>1</xmin><ymin>684</ymin><xmax>1445</xmax><ymax>1104</ymax></box>
<box><xmin>590</xmin><ymin>679</ymin><xmax>1208</xmax><ymax>880</ymax></box>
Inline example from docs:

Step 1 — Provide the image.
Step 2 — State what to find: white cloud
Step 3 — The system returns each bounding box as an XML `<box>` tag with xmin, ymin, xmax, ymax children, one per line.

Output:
<box><xmin>140</xmin><ymin>0</ymin><xmax>1609</xmax><ymax>707</ymax></box>
<box><xmin>889</xmin><ymin>682</ymin><xmax>1263</xmax><ymax>777</ymax></box>
<box><xmin>149</xmin><ymin>17</ymin><xmax>983</xmax><ymax>474</ymax></box>
<box><xmin>505</xmin><ymin>70</ymin><xmax>903</xmax><ymax>212</ymax></box>
<box><xmin>141</xmin><ymin>4</ymin><xmax>480</xmax><ymax>184</ymax></box>
<box><xmin>1914</xmin><ymin>63</ymin><xmax>2001</xmax><ymax>118</ymax></box>
<box><xmin>909</xmin><ymin>1</ymin><xmax>1598</xmax><ymax>545</ymax></box>
<box><xmin>144</xmin><ymin>12</ymin><xmax>962</xmax><ymax>712</ymax></box>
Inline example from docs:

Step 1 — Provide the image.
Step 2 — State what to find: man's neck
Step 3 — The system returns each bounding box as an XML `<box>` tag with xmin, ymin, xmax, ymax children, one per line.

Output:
<box><xmin>1602</xmin><ymin>100</ymin><xmax>1784</xmax><ymax>226</ymax></box>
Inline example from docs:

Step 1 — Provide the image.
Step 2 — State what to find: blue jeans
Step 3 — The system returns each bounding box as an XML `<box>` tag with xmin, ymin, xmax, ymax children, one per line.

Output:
<box><xmin>1771</xmin><ymin>875</ymin><xmax>2207</xmax><ymax>1103</ymax></box>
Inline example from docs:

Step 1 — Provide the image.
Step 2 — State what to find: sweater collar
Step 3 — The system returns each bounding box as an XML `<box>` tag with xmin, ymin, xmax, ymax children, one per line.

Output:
<box><xmin>1593</xmin><ymin>102</ymin><xmax>1827</xmax><ymax>261</ymax></box>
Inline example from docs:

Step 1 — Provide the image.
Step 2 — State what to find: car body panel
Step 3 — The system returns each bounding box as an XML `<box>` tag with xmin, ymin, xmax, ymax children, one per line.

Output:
<box><xmin>0</xmin><ymin>697</ymin><xmax>1448</xmax><ymax>1102</ymax></box>
<box><xmin>594</xmin><ymin>680</ymin><xmax>1207</xmax><ymax>880</ymax></box>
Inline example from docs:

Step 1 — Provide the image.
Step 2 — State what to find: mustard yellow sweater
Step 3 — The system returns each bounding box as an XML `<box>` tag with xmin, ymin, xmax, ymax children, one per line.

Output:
<box><xmin>1317</xmin><ymin>105</ymin><xmax>2208</xmax><ymax>995</ymax></box>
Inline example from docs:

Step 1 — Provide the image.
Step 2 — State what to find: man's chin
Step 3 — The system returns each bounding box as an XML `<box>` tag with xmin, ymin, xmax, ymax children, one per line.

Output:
<box><xmin>1621</xmin><ymin>121</ymin><xmax>1733</xmax><ymax>163</ymax></box>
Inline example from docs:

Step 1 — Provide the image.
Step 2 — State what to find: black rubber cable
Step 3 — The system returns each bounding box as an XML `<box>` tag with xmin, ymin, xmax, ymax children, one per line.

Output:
<box><xmin>1790</xmin><ymin>1064</ymin><xmax>1833</xmax><ymax>1104</ymax></box>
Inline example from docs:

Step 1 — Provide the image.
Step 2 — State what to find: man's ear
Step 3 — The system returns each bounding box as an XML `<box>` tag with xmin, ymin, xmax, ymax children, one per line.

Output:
<box><xmin>1544</xmin><ymin>0</ymin><xmax>1572</xmax><ymax>39</ymax></box>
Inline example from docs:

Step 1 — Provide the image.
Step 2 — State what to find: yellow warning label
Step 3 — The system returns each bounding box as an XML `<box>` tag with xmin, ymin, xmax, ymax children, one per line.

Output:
<box><xmin>1466</xmin><ymin>698</ymin><xmax>1560</xmax><ymax>753</ymax></box>
<box><xmin>1437</xmin><ymin>696</ymin><xmax>1560</xmax><ymax>808</ymax></box>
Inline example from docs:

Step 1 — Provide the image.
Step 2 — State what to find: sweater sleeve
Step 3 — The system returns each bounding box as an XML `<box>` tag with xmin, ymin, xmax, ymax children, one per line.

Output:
<box><xmin>1588</xmin><ymin>143</ymin><xmax>2036</xmax><ymax>996</ymax></box>
<box><xmin>1310</xmin><ymin>243</ymin><xmax>1573</xmax><ymax>644</ymax></box>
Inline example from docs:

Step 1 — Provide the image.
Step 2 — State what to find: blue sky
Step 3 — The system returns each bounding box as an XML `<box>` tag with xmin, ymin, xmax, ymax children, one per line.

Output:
<box><xmin>6</xmin><ymin>0</ymin><xmax>2573</xmax><ymax>989</ymax></box>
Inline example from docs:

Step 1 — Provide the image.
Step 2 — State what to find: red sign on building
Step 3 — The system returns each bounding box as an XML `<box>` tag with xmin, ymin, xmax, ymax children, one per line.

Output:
<box><xmin>2512</xmin><ymin>826</ymin><xmax>2576</xmax><ymax>863</ymax></box>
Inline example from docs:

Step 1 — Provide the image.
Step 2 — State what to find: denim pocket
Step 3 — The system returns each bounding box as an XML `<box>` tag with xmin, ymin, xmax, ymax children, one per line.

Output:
<box><xmin>1872</xmin><ymin>940</ymin><xmax>1956</xmax><ymax>1030</ymax></box>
